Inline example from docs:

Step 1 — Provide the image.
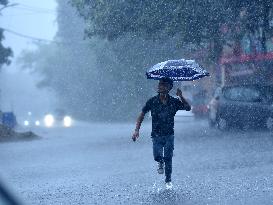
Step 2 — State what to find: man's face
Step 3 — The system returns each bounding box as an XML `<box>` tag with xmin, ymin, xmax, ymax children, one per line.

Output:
<box><xmin>158</xmin><ymin>80</ymin><xmax>171</xmax><ymax>94</ymax></box>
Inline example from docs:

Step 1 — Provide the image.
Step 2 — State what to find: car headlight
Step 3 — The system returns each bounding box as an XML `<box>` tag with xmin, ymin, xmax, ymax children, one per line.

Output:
<box><xmin>35</xmin><ymin>120</ymin><xmax>40</xmax><ymax>126</ymax></box>
<box><xmin>44</xmin><ymin>114</ymin><xmax>54</xmax><ymax>127</ymax></box>
<box><xmin>63</xmin><ymin>116</ymin><xmax>72</xmax><ymax>127</ymax></box>
<box><xmin>24</xmin><ymin>120</ymin><xmax>29</xmax><ymax>126</ymax></box>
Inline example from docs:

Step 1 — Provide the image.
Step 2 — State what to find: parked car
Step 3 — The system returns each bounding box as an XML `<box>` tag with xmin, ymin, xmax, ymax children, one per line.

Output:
<box><xmin>208</xmin><ymin>85</ymin><xmax>273</xmax><ymax>131</ymax></box>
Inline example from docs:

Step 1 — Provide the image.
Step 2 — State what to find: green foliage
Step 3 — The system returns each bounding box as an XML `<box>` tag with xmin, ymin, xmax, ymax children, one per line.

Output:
<box><xmin>18</xmin><ymin>0</ymin><xmax>273</xmax><ymax>121</ymax></box>
<box><xmin>0</xmin><ymin>0</ymin><xmax>8</xmax><ymax>6</ymax></box>
<box><xmin>18</xmin><ymin>0</ymin><xmax>192</xmax><ymax>121</ymax></box>
<box><xmin>0</xmin><ymin>0</ymin><xmax>13</xmax><ymax>68</ymax></box>
<box><xmin>72</xmin><ymin>0</ymin><xmax>273</xmax><ymax>60</ymax></box>
<box><xmin>0</xmin><ymin>27</ymin><xmax>13</xmax><ymax>67</ymax></box>
<box><xmin>71</xmin><ymin>0</ymin><xmax>227</xmax><ymax>59</ymax></box>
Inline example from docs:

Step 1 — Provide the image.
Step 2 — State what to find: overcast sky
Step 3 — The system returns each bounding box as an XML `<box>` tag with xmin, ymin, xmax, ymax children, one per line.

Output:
<box><xmin>0</xmin><ymin>0</ymin><xmax>57</xmax><ymax>57</ymax></box>
<box><xmin>0</xmin><ymin>0</ymin><xmax>58</xmax><ymax>120</ymax></box>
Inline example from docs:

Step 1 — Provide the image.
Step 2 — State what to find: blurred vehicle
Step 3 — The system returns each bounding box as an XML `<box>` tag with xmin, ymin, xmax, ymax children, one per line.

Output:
<box><xmin>208</xmin><ymin>85</ymin><xmax>273</xmax><ymax>131</ymax></box>
<box><xmin>175</xmin><ymin>109</ymin><xmax>194</xmax><ymax>118</ymax></box>
<box><xmin>175</xmin><ymin>97</ymin><xmax>194</xmax><ymax>121</ymax></box>
<box><xmin>207</xmin><ymin>87</ymin><xmax>222</xmax><ymax>127</ymax></box>
<box><xmin>175</xmin><ymin>109</ymin><xmax>194</xmax><ymax>122</ymax></box>
<box><xmin>191</xmin><ymin>90</ymin><xmax>209</xmax><ymax>118</ymax></box>
<box><xmin>22</xmin><ymin>111</ymin><xmax>41</xmax><ymax>128</ymax></box>
<box><xmin>43</xmin><ymin>109</ymin><xmax>73</xmax><ymax>128</ymax></box>
<box><xmin>22</xmin><ymin>109</ymin><xmax>73</xmax><ymax>128</ymax></box>
<box><xmin>1</xmin><ymin>112</ymin><xmax>17</xmax><ymax>129</ymax></box>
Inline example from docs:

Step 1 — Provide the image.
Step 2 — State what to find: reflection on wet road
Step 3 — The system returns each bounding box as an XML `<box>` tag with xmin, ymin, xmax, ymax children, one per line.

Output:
<box><xmin>1</xmin><ymin>120</ymin><xmax>273</xmax><ymax>204</ymax></box>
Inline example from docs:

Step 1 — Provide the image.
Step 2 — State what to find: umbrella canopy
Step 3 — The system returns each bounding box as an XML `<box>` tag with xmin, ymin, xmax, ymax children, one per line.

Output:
<box><xmin>146</xmin><ymin>59</ymin><xmax>209</xmax><ymax>81</ymax></box>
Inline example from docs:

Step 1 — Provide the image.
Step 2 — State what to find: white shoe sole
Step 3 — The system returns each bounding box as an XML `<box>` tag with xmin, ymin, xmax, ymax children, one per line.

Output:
<box><xmin>157</xmin><ymin>169</ymin><xmax>164</xmax><ymax>174</ymax></box>
<box><xmin>166</xmin><ymin>182</ymin><xmax>173</xmax><ymax>190</ymax></box>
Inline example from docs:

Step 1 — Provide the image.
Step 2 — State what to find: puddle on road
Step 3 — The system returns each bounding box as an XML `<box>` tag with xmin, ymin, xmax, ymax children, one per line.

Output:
<box><xmin>144</xmin><ymin>181</ymin><xmax>189</xmax><ymax>205</ymax></box>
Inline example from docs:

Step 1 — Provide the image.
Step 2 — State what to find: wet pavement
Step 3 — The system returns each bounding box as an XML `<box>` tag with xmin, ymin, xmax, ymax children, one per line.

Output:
<box><xmin>1</xmin><ymin>119</ymin><xmax>273</xmax><ymax>204</ymax></box>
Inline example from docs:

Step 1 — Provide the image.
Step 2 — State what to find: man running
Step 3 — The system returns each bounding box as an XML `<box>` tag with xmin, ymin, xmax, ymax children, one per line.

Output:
<box><xmin>132</xmin><ymin>77</ymin><xmax>191</xmax><ymax>188</ymax></box>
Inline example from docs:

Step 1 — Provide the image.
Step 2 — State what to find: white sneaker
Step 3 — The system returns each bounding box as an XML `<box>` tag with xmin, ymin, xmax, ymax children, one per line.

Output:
<box><xmin>157</xmin><ymin>162</ymin><xmax>164</xmax><ymax>174</ymax></box>
<box><xmin>165</xmin><ymin>182</ymin><xmax>173</xmax><ymax>190</ymax></box>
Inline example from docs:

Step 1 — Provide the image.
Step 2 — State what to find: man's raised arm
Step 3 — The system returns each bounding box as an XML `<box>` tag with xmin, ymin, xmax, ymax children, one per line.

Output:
<box><xmin>176</xmin><ymin>88</ymin><xmax>191</xmax><ymax>111</ymax></box>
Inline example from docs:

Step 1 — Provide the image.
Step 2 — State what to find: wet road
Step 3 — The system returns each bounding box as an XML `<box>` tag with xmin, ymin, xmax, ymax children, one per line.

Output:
<box><xmin>1</xmin><ymin>118</ymin><xmax>273</xmax><ymax>204</ymax></box>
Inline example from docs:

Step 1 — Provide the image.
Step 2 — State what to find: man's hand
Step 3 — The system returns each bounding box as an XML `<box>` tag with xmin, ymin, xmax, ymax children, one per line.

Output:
<box><xmin>176</xmin><ymin>88</ymin><xmax>183</xmax><ymax>97</ymax></box>
<box><xmin>132</xmin><ymin>130</ymin><xmax>139</xmax><ymax>142</ymax></box>
<box><xmin>176</xmin><ymin>88</ymin><xmax>191</xmax><ymax>111</ymax></box>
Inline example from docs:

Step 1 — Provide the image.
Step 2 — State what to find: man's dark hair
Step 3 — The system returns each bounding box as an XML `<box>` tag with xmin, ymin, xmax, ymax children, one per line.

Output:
<box><xmin>160</xmin><ymin>77</ymin><xmax>173</xmax><ymax>89</ymax></box>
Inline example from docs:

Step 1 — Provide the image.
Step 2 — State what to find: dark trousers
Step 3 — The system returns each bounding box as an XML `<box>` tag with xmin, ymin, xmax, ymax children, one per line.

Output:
<box><xmin>152</xmin><ymin>135</ymin><xmax>174</xmax><ymax>182</ymax></box>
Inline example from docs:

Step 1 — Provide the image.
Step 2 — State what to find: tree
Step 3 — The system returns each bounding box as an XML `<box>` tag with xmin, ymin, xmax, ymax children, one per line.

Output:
<box><xmin>0</xmin><ymin>0</ymin><xmax>13</xmax><ymax>68</ymax></box>
<box><xmin>236</xmin><ymin>0</ymin><xmax>272</xmax><ymax>53</ymax></box>
<box><xmin>0</xmin><ymin>29</ymin><xmax>12</xmax><ymax>66</ymax></box>
<box><xmin>0</xmin><ymin>0</ymin><xmax>8</xmax><ymax>6</ymax></box>
<box><xmin>71</xmin><ymin>0</ymin><xmax>273</xmax><ymax>60</ymax></box>
<box><xmin>71</xmin><ymin>0</ymin><xmax>230</xmax><ymax>60</ymax></box>
<box><xmin>18</xmin><ymin>0</ymin><xmax>193</xmax><ymax>121</ymax></box>
<box><xmin>18</xmin><ymin>1</ymin><xmax>273</xmax><ymax>121</ymax></box>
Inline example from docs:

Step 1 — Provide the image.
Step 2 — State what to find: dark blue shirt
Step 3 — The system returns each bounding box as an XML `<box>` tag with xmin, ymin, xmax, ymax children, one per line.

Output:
<box><xmin>142</xmin><ymin>94</ymin><xmax>190</xmax><ymax>137</ymax></box>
